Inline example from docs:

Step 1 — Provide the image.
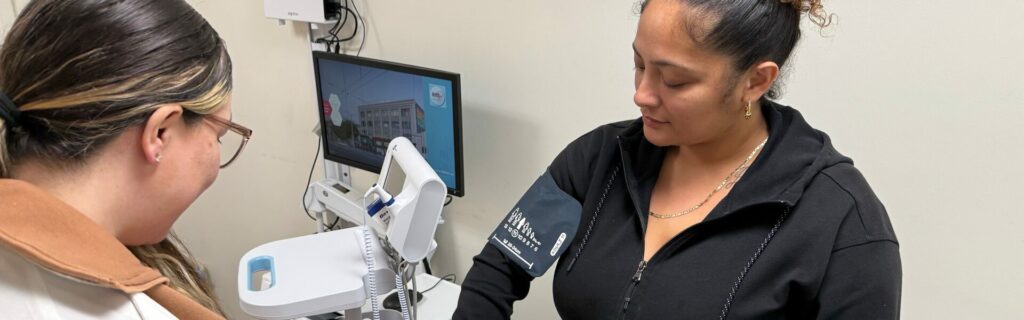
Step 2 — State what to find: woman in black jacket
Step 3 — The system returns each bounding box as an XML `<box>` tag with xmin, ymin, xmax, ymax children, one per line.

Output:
<box><xmin>455</xmin><ymin>0</ymin><xmax>901</xmax><ymax>319</ymax></box>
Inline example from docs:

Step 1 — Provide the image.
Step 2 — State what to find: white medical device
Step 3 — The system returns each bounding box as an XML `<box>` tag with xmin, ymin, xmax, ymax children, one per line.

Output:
<box><xmin>367</xmin><ymin>138</ymin><xmax>448</xmax><ymax>262</ymax></box>
<box><xmin>263</xmin><ymin>0</ymin><xmax>339</xmax><ymax>24</ymax></box>
<box><xmin>238</xmin><ymin>137</ymin><xmax>447</xmax><ymax>320</ymax></box>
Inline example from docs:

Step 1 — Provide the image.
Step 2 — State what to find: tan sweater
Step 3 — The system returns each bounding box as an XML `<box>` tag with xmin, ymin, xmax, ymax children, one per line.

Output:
<box><xmin>0</xmin><ymin>179</ymin><xmax>224</xmax><ymax>319</ymax></box>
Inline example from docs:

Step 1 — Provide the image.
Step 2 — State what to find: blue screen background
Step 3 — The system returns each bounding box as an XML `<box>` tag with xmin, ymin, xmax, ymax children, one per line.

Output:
<box><xmin>317</xmin><ymin>59</ymin><xmax>458</xmax><ymax>190</ymax></box>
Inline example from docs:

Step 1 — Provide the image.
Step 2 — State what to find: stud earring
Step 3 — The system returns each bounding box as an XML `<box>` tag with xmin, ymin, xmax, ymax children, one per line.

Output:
<box><xmin>155</xmin><ymin>153</ymin><xmax>162</xmax><ymax>163</ymax></box>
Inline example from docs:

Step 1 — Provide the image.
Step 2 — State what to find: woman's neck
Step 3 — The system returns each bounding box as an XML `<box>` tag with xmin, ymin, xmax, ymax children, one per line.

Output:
<box><xmin>670</xmin><ymin>112</ymin><xmax>770</xmax><ymax>173</ymax></box>
<box><xmin>11</xmin><ymin>154</ymin><xmax>135</xmax><ymax>242</ymax></box>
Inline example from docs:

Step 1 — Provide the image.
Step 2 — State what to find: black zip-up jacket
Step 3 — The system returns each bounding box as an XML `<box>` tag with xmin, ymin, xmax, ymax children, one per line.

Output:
<box><xmin>454</xmin><ymin>102</ymin><xmax>901</xmax><ymax>319</ymax></box>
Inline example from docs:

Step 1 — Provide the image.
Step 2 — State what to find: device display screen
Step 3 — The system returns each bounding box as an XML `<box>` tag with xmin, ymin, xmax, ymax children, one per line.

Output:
<box><xmin>382</xmin><ymin>157</ymin><xmax>406</xmax><ymax>198</ymax></box>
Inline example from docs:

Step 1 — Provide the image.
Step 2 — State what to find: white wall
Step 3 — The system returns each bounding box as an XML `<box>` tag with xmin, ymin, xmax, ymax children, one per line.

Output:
<box><xmin>4</xmin><ymin>0</ymin><xmax>1023</xmax><ymax>319</ymax></box>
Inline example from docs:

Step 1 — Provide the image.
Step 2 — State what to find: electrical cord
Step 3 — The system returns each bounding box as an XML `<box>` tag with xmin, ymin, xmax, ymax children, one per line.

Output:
<box><xmin>315</xmin><ymin>0</ymin><xmax>361</xmax><ymax>54</ymax></box>
<box><xmin>325</xmin><ymin>207</ymin><xmax>342</xmax><ymax>230</ymax></box>
<box><xmin>317</xmin><ymin>13</ymin><xmax>342</xmax><ymax>51</ymax></box>
<box><xmin>339</xmin><ymin>0</ymin><xmax>359</xmax><ymax>42</ymax></box>
<box><xmin>302</xmin><ymin>141</ymin><xmax>321</xmax><ymax>222</ymax></box>
<box><xmin>395</xmin><ymin>272</ymin><xmax>411</xmax><ymax>320</ymax></box>
<box><xmin>328</xmin><ymin>1</ymin><xmax>348</xmax><ymax>36</ymax></box>
<box><xmin>332</xmin><ymin>5</ymin><xmax>359</xmax><ymax>51</ymax></box>
<box><xmin>319</xmin><ymin>6</ymin><xmax>349</xmax><ymax>45</ymax></box>
<box><xmin>421</xmin><ymin>274</ymin><xmax>456</xmax><ymax>294</ymax></box>
<box><xmin>351</xmin><ymin>0</ymin><xmax>367</xmax><ymax>56</ymax></box>
<box><xmin>361</xmin><ymin>226</ymin><xmax>382</xmax><ymax>320</ymax></box>
<box><xmin>301</xmin><ymin>140</ymin><xmax>342</xmax><ymax>232</ymax></box>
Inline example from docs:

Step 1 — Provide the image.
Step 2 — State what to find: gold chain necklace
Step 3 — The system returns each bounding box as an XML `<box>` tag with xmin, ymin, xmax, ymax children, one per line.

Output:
<box><xmin>649</xmin><ymin>136</ymin><xmax>769</xmax><ymax>219</ymax></box>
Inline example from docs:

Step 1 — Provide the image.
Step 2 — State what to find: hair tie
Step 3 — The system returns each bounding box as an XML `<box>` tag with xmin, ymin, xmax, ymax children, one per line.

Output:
<box><xmin>0</xmin><ymin>90</ymin><xmax>21</xmax><ymax>125</ymax></box>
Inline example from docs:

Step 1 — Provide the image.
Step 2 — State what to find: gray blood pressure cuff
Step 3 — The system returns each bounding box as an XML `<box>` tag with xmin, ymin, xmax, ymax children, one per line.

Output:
<box><xmin>488</xmin><ymin>171</ymin><xmax>582</xmax><ymax>277</ymax></box>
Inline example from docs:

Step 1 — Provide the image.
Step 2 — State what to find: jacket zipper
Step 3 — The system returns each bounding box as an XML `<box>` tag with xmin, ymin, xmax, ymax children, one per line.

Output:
<box><xmin>616</xmin><ymin>202</ymin><xmax>790</xmax><ymax>318</ymax></box>
<box><xmin>621</xmin><ymin>259</ymin><xmax>648</xmax><ymax>317</ymax></box>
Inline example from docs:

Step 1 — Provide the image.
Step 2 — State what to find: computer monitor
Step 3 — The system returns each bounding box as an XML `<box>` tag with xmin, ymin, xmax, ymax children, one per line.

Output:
<box><xmin>312</xmin><ymin>51</ymin><xmax>464</xmax><ymax>197</ymax></box>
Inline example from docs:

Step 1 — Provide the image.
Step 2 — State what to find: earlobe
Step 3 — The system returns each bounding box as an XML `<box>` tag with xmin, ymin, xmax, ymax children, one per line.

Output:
<box><xmin>140</xmin><ymin>105</ymin><xmax>183</xmax><ymax>165</ymax></box>
<box><xmin>141</xmin><ymin>124</ymin><xmax>163</xmax><ymax>165</ymax></box>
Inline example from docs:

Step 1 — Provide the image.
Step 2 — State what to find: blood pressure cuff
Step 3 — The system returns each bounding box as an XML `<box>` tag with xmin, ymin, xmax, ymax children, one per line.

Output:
<box><xmin>488</xmin><ymin>171</ymin><xmax>582</xmax><ymax>278</ymax></box>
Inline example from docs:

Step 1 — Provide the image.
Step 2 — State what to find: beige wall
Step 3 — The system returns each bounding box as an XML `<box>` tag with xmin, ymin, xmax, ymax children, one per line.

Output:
<box><xmin>782</xmin><ymin>1</ymin><xmax>1024</xmax><ymax>318</ymax></box>
<box><xmin>0</xmin><ymin>1</ymin><xmax>19</xmax><ymax>42</ymax></box>
<box><xmin>3</xmin><ymin>0</ymin><xmax>1024</xmax><ymax>319</ymax></box>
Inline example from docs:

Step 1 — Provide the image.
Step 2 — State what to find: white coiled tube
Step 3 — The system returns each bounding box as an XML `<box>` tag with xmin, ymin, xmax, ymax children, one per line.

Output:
<box><xmin>362</xmin><ymin>226</ymin><xmax>381</xmax><ymax>320</ymax></box>
<box><xmin>394</xmin><ymin>273</ymin><xmax>411</xmax><ymax>320</ymax></box>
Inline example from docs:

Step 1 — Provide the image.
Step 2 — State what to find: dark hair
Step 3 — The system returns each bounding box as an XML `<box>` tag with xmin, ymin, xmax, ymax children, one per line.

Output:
<box><xmin>0</xmin><ymin>0</ymin><xmax>233</xmax><ymax>176</ymax></box>
<box><xmin>640</xmin><ymin>0</ymin><xmax>832</xmax><ymax>99</ymax></box>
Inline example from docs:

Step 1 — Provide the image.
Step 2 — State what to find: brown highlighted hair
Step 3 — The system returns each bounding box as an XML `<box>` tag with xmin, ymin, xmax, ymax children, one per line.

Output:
<box><xmin>0</xmin><ymin>0</ymin><xmax>232</xmax><ymax>177</ymax></box>
<box><xmin>0</xmin><ymin>0</ymin><xmax>232</xmax><ymax>314</ymax></box>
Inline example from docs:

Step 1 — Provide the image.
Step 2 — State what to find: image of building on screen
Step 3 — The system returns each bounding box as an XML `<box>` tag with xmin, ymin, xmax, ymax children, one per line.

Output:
<box><xmin>357</xmin><ymin>99</ymin><xmax>426</xmax><ymax>156</ymax></box>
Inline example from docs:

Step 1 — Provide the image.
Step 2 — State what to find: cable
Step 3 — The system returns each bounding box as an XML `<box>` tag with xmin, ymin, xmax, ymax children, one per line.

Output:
<box><xmin>332</xmin><ymin>5</ymin><xmax>359</xmax><ymax>44</ymax></box>
<box><xmin>314</xmin><ymin>1</ymin><xmax>360</xmax><ymax>54</ymax></box>
<box><xmin>443</xmin><ymin>194</ymin><xmax>453</xmax><ymax>206</ymax></box>
<box><xmin>314</xmin><ymin>13</ymin><xmax>342</xmax><ymax>53</ymax></box>
<box><xmin>395</xmin><ymin>273</ymin><xmax>411</xmax><ymax>320</ymax></box>
<box><xmin>328</xmin><ymin>1</ymin><xmax>347</xmax><ymax>36</ymax></box>
<box><xmin>421</xmin><ymin>274</ymin><xmax>456</xmax><ymax>294</ymax></box>
<box><xmin>325</xmin><ymin>213</ymin><xmax>341</xmax><ymax>230</ymax></box>
<box><xmin>301</xmin><ymin>139</ymin><xmax>343</xmax><ymax>232</ymax></box>
<box><xmin>339</xmin><ymin>0</ymin><xmax>359</xmax><ymax>42</ymax></box>
<box><xmin>302</xmin><ymin>141</ymin><xmax>322</xmax><ymax>222</ymax></box>
<box><xmin>361</xmin><ymin>226</ymin><xmax>382</xmax><ymax>320</ymax></box>
<box><xmin>352</xmin><ymin>0</ymin><xmax>367</xmax><ymax>56</ymax></box>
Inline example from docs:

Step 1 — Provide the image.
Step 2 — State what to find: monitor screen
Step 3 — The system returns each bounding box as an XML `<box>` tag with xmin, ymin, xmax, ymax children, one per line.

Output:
<box><xmin>313</xmin><ymin>52</ymin><xmax>464</xmax><ymax>197</ymax></box>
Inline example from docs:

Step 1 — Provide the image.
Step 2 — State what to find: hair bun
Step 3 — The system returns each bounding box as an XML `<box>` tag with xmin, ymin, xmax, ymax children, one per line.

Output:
<box><xmin>779</xmin><ymin>0</ymin><xmax>833</xmax><ymax>28</ymax></box>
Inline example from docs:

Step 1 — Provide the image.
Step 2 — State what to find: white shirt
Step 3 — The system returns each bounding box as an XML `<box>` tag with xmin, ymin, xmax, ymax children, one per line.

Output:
<box><xmin>0</xmin><ymin>246</ymin><xmax>177</xmax><ymax>319</ymax></box>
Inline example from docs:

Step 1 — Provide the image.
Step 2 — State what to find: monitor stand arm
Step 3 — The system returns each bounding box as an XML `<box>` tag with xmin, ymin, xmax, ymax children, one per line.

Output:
<box><xmin>304</xmin><ymin>161</ymin><xmax>367</xmax><ymax>232</ymax></box>
<box><xmin>324</xmin><ymin>159</ymin><xmax>352</xmax><ymax>187</ymax></box>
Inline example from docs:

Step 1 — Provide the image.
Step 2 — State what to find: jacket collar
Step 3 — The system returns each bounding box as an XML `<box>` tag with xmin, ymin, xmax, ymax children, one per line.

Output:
<box><xmin>0</xmin><ymin>179</ymin><xmax>167</xmax><ymax>293</ymax></box>
<box><xmin>616</xmin><ymin>101</ymin><xmax>852</xmax><ymax>225</ymax></box>
<box><xmin>0</xmin><ymin>179</ymin><xmax>226</xmax><ymax>319</ymax></box>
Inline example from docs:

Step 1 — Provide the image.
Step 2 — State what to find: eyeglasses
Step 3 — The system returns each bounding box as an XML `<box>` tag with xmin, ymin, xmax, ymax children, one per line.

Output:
<box><xmin>203</xmin><ymin>114</ymin><xmax>252</xmax><ymax>168</ymax></box>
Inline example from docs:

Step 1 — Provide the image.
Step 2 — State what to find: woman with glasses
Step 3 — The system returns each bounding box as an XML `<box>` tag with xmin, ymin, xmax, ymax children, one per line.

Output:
<box><xmin>0</xmin><ymin>0</ymin><xmax>249</xmax><ymax>318</ymax></box>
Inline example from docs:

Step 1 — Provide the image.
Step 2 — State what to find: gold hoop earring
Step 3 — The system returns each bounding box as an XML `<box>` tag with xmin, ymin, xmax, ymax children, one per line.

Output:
<box><xmin>744</xmin><ymin>101</ymin><xmax>753</xmax><ymax>119</ymax></box>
